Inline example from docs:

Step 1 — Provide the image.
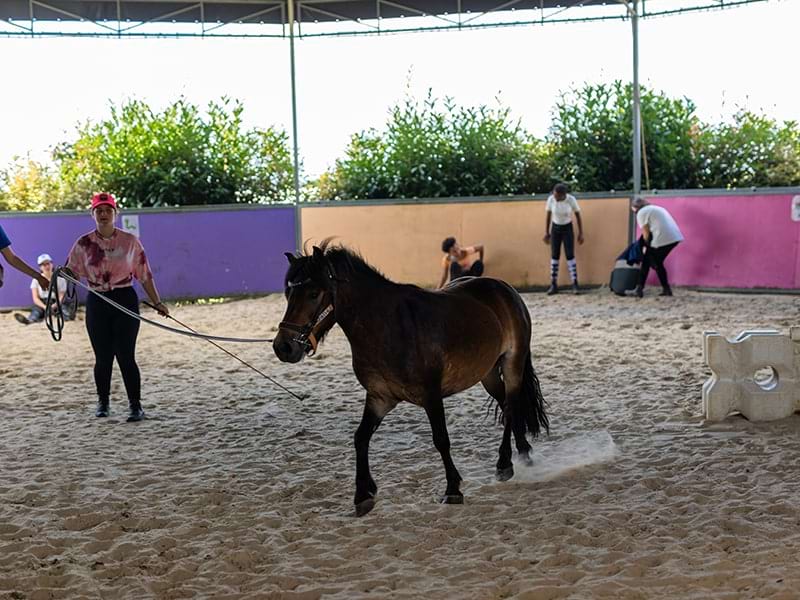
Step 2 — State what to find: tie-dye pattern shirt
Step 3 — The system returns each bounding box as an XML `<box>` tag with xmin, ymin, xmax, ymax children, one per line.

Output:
<box><xmin>67</xmin><ymin>229</ymin><xmax>153</xmax><ymax>291</ymax></box>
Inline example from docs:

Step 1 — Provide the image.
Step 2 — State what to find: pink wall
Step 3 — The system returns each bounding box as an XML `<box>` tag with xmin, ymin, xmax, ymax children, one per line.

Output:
<box><xmin>645</xmin><ymin>194</ymin><xmax>799</xmax><ymax>289</ymax></box>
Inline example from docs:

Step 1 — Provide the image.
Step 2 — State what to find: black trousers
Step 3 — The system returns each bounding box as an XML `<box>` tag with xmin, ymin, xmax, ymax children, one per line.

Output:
<box><xmin>550</xmin><ymin>223</ymin><xmax>575</xmax><ymax>260</ymax></box>
<box><xmin>450</xmin><ymin>259</ymin><xmax>484</xmax><ymax>280</ymax></box>
<box><xmin>640</xmin><ymin>242</ymin><xmax>679</xmax><ymax>289</ymax></box>
<box><xmin>86</xmin><ymin>287</ymin><xmax>141</xmax><ymax>401</ymax></box>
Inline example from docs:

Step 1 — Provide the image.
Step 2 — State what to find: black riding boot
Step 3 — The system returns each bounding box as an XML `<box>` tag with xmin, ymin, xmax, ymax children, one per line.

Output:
<box><xmin>96</xmin><ymin>397</ymin><xmax>110</xmax><ymax>418</ymax></box>
<box><xmin>127</xmin><ymin>399</ymin><xmax>145</xmax><ymax>422</ymax></box>
<box><xmin>546</xmin><ymin>280</ymin><xmax>558</xmax><ymax>295</ymax></box>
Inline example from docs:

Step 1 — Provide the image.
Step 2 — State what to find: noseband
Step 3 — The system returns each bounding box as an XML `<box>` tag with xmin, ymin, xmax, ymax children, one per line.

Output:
<box><xmin>279</xmin><ymin>278</ymin><xmax>334</xmax><ymax>356</ymax></box>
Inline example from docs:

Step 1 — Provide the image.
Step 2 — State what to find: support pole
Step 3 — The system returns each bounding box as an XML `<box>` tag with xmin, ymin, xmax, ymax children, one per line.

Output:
<box><xmin>629</xmin><ymin>0</ymin><xmax>641</xmax><ymax>243</ymax></box>
<box><xmin>631</xmin><ymin>0</ymin><xmax>642</xmax><ymax>201</ymax></box>
<box><xmin>288</xmin><ymin>0</ymin><xmax>302</xmax><ymax>252</ymax></box>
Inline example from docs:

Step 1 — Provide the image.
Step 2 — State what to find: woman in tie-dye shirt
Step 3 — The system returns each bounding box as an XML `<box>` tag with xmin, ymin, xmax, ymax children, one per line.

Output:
<box><xmin>67</xmin><ymin>193</ymin><xmax>169</xmax><ymax>423</ymax></box>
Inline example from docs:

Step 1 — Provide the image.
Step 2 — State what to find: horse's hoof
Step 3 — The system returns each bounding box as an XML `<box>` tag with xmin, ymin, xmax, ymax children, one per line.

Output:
<box><xmin>440</xmin><ymin>494</ymin><xmax>464</xmax><ymax>505</ymax></box>
<box><xmin>495</xmin><ymin>466</ymin><xmax>514</xmax><ymax>482</ymax></box>
<box><xmin>519</xmin><ymin>453</ymin><xmax>534</xmax><ymax>467</ymax></box>
<box><xmin>355</xmin><ymin>497</ymin><xmax>375</xmax><ymax>517</ymax></box>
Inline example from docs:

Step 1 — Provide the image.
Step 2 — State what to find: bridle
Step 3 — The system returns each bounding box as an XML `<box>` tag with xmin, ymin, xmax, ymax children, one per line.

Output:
<box><xmin>278</xmin><ymin>277</ymin><xmax>335</xmax><ymax>356</ymax></box>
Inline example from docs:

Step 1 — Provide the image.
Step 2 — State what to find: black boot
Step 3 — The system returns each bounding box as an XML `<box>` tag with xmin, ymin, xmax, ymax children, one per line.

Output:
<box><xmin>95</xmin><ymin>397</ymin><xmax>110</xmax><ymax>418</ymax></box>
<box><xmin>659</xmin><ymin>286</ymin><xmax>673</xmax><ymax>297</ymax></box>
<box><xmin>127</xmin><ymin>399</ymin><xmax>145</xmax><ymax>422</ymax></box>
<box><xmin>572</xmin><ymin>280</ymin><xmax>580</xmax><ymax>295</ymax></box>
<box><xmin>634</xmin><ymin>285</ymin><xmax>644</xmax><ymax>298</ymax></box>
<box><xmin>546</xmin><ymin>281</ymin><xmax>558</xmax><ymax>295</ymax></box>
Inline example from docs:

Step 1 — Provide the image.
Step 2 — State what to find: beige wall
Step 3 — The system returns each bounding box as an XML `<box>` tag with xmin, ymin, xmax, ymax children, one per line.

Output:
<box><xmin>301</xmin><ymin>197</ymin><xmax>630</xmax><ymax>288</ymax></box>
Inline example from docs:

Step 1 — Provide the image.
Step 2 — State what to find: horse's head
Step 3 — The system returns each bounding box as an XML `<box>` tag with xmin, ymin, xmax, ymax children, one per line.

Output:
<box><xmin>273</xmin><ymin>246</ymin><xmax>338</xmax><ymax>363</ymax></box>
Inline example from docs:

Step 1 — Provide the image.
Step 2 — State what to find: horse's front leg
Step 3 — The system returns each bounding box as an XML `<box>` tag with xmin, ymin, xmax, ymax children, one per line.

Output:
<box><xmin>353</xmin><ymin>394</ymin><xmax>395</xmax><ymax>517</ymax></box>
<box><xmin>424</xmin><ymin>396</ymin><xmax>464</xmax><ymax>504</ymax></box>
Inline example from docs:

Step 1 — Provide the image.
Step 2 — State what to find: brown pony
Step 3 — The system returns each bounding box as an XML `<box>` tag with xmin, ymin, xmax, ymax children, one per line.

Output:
<box><xmin>273</xmin><ymin>243</ymin><xmax>548</xmax><ymax>517</ymax></box>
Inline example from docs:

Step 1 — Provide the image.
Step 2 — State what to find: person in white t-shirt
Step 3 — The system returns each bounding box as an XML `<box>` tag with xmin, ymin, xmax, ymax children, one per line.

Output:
<box><xmin>631</xmin><ymin>198</ymin><xmax>684</xmax><ymax>297</ymax></box>
<box><xmin>14</xmin><ymin>253</ymin><xmax>73</xmax><ymax>324</ymax></box>
<box><xmin>543</xmin><ymin>183</ymin><xmax>584</xmax><ymax>295</ymax></box>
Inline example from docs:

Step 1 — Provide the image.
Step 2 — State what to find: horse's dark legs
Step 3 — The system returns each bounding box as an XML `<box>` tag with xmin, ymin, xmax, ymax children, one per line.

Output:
<box><xmin>503</xmin><ymin>356</ymin><xmax>534</xmax><ymax>466</ymax></box>
<box><xmin>354</xmin><ymin>405</ymin><xmax>381</xmax><ymax>517</ymax></box>
<box><xmin>496</xmin><ymin>420</ymin><xmax>514</xmax><ymax>481</ymax></box>
<box><xmin>353</xmin><ymin>395</ymin><xmax>396</xmax><ymax>517</ymax></box>
<box><xmin>481</xmin><ymin>367</ymin><xmax>514</xmax><ymax>480</ymax></box>
<box><xmin>424</xmin><ymin>397</ymin><xmax>464</xmax><ymax>504</ymax></box>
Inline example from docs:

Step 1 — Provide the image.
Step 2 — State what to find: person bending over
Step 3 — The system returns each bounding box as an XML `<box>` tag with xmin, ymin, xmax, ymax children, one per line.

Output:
<box><xmin>438</xmin><ymin>237</ymin><xmax>485</xmax><ymax>288</ymax></box>
<box><xmin>631</xmin><ymin>197</ymin><xmax>684</xmax><ymax>297</ymax></box>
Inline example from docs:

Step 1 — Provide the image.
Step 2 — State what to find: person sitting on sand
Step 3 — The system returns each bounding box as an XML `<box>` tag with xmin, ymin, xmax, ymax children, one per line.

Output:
<box><xmin>438</xmin><ymin>237</ymin><xmax>485</xmax><ymax>288</ymax></box>
<box><xmin>15</xmin><ymin>253</ymin><xmax>74</xmax><ymax>325</ymax></box>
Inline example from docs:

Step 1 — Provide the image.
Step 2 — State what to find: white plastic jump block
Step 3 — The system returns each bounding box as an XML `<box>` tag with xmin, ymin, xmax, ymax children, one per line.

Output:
<box><xmin>703</xmin><ymin>327</ymin><xmax>800</xmax><ymax>421</ymax></box>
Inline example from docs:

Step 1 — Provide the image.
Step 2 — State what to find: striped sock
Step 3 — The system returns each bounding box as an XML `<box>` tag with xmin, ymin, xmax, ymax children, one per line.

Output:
<box><xmin>567</xmin><ymin>259</ymin><xmax>578</xmax><ymax>283</ymax></box>
<box><xmin>550</xmin><ymin>259</ymin><xmax>559</xmax><ymax>281</ymax></box>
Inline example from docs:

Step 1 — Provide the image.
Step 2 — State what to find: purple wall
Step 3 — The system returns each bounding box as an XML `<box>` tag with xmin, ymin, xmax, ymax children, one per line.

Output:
<box><xmin>0</xmin><ymin>206</ymin><xmax>296</xmax><ymax>309</ymax></box>
<box><xmin>642</xmin><ymin>194</ymin><xmax>799</xmax><ymax>289</ymax></box>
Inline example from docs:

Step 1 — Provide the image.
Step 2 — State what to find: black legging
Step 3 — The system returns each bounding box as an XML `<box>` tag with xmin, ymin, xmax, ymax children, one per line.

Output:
<box><xmin>640</xmin><ymin>241</ymin><xmax>679</xmax><ymax>289</ymax></box>
<box><xmin>86</xmin><ymin>286</ymin><xmax>141</xmax><ymax>401</ymax></box>
<box><xmin>450</xmin><ymin>259</ymin><xmax>484</xmax><ymax>280</ymax></box>
<box><xmin>550</xmin><ymin>223</ymin><xmax>575</xmax><ymax>260</ymax></box>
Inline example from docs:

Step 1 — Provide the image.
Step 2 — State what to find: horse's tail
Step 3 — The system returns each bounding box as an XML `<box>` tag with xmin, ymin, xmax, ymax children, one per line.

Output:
<box><xmin>521</xmin><ymin>351</ymin><xmax>549</xmax><ymax>438</ymax></box>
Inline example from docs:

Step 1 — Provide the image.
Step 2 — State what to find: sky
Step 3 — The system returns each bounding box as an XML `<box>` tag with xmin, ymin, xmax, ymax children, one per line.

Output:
<box><xmin>0</xmin><ymin>0</ymin><xmax>798</xmax><ymax>179</ymax></box>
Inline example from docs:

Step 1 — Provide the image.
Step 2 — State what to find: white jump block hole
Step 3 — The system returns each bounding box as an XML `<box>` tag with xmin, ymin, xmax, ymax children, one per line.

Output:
<box><xmin>703</xmin><ymin>328</ymin><xmax>800</xmax><ymax>422</ymax></box>
<box><xmin>754</xmin><ymin>366</ymin><xmax>779</xmax><ymax>392</ymax></box>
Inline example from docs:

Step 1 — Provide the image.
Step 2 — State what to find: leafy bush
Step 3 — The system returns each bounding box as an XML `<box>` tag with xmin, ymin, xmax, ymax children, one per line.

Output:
<box><xmin>698</xmin><ymin>110</ymin><xmax>800</xmax><ymax>188</ymax></box>
<box><xmin>53</xmin><ymin>97</ymin><xmax>295</xmax><ymax>208</ymax></box>
<box><xmin>3</xmin><ymin>89</ymin><xmax>799</xmax><ymax>212</ymax></box>
<box><xmin>0</xmin><ymin>157</ymin><xmax>66</xmax><ymax>211</ymax></box>
<box><xmin>314</xmin><ymin>92</ymin><xmax>553</xmax><ymax>200</ymax></box>
<box><xmin>549</xmin><ymin>81</ymin><xmax>702</xmax><ymax>192</ymax></box>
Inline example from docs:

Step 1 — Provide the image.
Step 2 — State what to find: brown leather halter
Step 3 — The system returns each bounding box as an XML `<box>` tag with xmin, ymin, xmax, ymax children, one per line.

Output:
<box><xmin>278</xmin><ymin>278</ymin><xmax>334</xmax><ymax>356</ymax></box>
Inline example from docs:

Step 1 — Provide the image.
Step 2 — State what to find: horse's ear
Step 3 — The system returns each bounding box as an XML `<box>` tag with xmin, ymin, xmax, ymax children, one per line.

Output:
<box><xmin>312</xmin><ymin>246</ymin><xmax>324</xmax><ymax>260</ymax></box>
<box><xmin>284</xmin><ymin>252</ymin><xmax>297</xmax><ymax>264</ymax></box>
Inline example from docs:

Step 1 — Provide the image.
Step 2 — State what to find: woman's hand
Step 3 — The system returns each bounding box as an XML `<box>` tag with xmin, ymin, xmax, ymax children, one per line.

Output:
<box><xmin>543</xmin><ymin>233</ymin><xmax>551</xmax><ymax>244</ymax></box>
<box><xmin>577</xmin><ymin>233</ymin><xmax>585</xmax><ymax>245</ymax></box>
<box><xmin>153</xmin><ymin>301</ymin><xmax>170</xmax><ymax>317</ymax></box>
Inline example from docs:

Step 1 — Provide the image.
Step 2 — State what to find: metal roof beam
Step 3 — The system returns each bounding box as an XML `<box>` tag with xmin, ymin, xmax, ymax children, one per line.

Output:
<box><xmin>378</xmin><ymin>1</ymin><xmax>460</xmax><ymax>26</ymax></box>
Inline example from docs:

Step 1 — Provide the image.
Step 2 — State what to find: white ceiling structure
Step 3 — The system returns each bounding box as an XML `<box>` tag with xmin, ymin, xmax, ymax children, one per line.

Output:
<box><xmin>0</xmin><ymin>0</ymin><xmax>771</xmax><ymax>221</ymax></box>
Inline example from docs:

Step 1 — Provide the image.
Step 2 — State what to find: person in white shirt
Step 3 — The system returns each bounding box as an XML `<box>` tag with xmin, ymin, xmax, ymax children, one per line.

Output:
<box><xmin>543</xmin><ymin>183</ymin><xmax>584</xmax><ymax>295</ymax></box>
<box><xmin>631</xmin><ymin>198</ymin><xmax>684</xmax><ymax>297</ymax></box>
<box><xmin>14</xmin><ymin>253</ymin><xmax>73</xmax><ymax>324</ymax></box>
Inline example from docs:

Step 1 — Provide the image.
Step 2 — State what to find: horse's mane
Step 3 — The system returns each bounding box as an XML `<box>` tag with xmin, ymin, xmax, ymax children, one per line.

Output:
<box><xmin>286</xmin><ymin>238</ymin><xmax>391</xmax><ymax>287</ymax></box>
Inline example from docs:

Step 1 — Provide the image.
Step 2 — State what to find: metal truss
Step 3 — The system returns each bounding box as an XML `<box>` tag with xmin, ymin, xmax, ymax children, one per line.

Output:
<box><xmin>0</xmin><ymin>0</ymin><xmax>770</xmax><ymax>38</ymax></box>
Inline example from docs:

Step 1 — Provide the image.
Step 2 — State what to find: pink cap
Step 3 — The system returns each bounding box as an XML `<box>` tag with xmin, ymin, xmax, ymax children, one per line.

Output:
<box><xmin>91</xmin><ymin>193</ymin><xmax>117</xmax><ymax>210</ymax></box>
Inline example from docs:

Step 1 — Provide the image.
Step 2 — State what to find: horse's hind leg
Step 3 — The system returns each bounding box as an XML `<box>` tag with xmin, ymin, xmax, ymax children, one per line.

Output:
<box><xmin>502</xmin><ymin>353</ymin><xmax>534</xmax><ymax>467</ymax></box>
<box><xmin>481</xmin><ymin>367</ymin><xmax>514</xmax><ymax>481</ymax></box>
<box><xmin>423</xmin><ymin>396</ymin><xmax>463</xmax><ymax>504</ymax></box>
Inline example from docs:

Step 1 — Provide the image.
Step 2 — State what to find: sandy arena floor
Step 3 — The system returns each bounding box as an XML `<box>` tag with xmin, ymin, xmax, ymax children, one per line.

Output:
<box><xmin>1</xmin><ymin>288</ymin><xmax>800</xmax><ymax>599</ymax></box>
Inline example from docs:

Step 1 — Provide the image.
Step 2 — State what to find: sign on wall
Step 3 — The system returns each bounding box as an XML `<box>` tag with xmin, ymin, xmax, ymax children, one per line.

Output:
<box><xmin>121</xmin><ymin>214</ymin><xmax>140</xmax><ymax>237</ymax></box>
<box><xmin>792</xmin><ymin>196</ymin><xmax>800</xmax><ymax>222</ymax></box>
